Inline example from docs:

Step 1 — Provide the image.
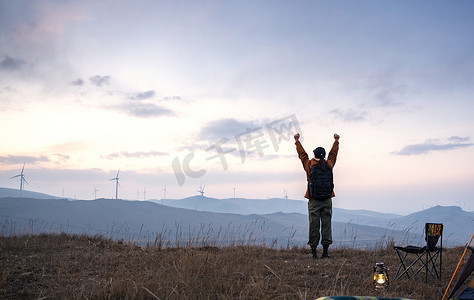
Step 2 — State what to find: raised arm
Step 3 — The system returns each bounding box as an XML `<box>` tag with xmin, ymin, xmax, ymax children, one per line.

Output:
<box><xmin>294</xmin><ymin>133</ymin><xmax>310</xmax><ymax>175</ymax></box>
<box><xmin>327</xmin><ymin>133</ymin><xmax>340</xmax><ymax>168</ymax></box>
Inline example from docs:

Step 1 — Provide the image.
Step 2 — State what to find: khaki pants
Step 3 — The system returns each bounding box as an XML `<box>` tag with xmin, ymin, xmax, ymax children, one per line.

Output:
<box><xmin>307</xmin><ymin>198</ymin><xmax>332</xmax><ymax>248</ymax></box>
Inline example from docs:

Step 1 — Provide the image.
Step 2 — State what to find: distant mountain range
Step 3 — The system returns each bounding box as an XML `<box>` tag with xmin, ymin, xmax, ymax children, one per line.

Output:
<box><xmin>153</xmin><ymin>196</ymin><xmax>402</xmax><ymax>227</ymax></box>
<box><xmin>1</xmin><ymin>187</ymin><xmax>472</xmax><ymax>247</ymax></box>
<box><xmin>152</xmin><ymin>196</ymin><xmax>473</xmax><ymax>246</ymax></box>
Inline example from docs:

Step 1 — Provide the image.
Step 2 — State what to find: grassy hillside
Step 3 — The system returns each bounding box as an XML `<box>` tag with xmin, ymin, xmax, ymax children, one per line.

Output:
<box><xmin>0</xmin><ymin>233</ymin><xmax>468</xmax><ymax>299</ymax></box>
<box><xmin>0</xmin><ymin>188</ymin><xmax>61</xmax><ymax>200</ymax></box>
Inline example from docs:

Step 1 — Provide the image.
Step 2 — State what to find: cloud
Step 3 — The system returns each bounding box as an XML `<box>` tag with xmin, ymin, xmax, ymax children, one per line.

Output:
<box><xmin>120</xmin><ymin>102</ymin><xmax>173</xmax><ymax>118</ymax></box>
<box><xmin>52</xmin><ymin>154</ymin><xmax>70</xmax><ymax>162</ymax></box>
<box><xmin>199</xmin><ymin>118</ymin><xmax>261</xmax><ymax>141</ymax></box>
<box><xmin>367</xmin><ymin>82</ymin><xmax>409</xmax><ymax>108</ymax></box>
<box><xmin>7</xmin><ymin>168</ymin><xmax>109</xmax><ymax>184</ymax></box>
<box><xmin>129</xmin><ymin>90</ymin><xmax>155</xmax><ymax>100</ymax></box>
<box><xmin>447</xmin><ymin>136</ymin><xmax>470</xmax><ymax>143</ymax></box>
<box><xmin>71</xmin><ymin>78</ymin><xmax>84</xmax><ymax>86</ymax></box>
<box><xmin>162</xmin><ymin>96</ymin><xmax>181</xmax><ymax>101</ymax></box>
<box><xmin>392</xmin><ymin>137</ymin><xmax>474</xmax><ymax>155</ymax></box>
<box><xmin>372</xmin><ymin>84</ymin><xmax>407</xmax><ymax>107</ymax></box>
<box><xmin>329</xmin><ymin>108</ymin><xmax>368</xmax><ymax>123</ymax></box>
<box><xmin>103</xmin><ymin>151</ymin><xmax>168</xmax><ymax>160</ymax></box>
<box><xmin>46</xmin><ymin>141</ymin><xmax>90</xmax><ymax>153</ymax></box>
<box><xmin>10</xmin><ymin>2</ymin><xmax>88</xmax><ymax>46</ymax></box>
<box><xmin>0</xmin><ymin>56</ymin><xmax>26</xmax><ymax>71</ymax></box>
<box><xmin>0</xmin><ymin>155</ymin><xmax>50</xmax><ymax>165</ymax></box>
<box><xmin>89</xmin><ymin>75</ymin><xmax>111</xmax><ymax>86</ymax></box>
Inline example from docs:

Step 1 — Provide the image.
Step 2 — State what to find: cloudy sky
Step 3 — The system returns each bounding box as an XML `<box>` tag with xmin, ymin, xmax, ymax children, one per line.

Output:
<box><xmin>1</xmin><ymin>0</ymin><xmax>473</xmax><ymax>214</ymax></box>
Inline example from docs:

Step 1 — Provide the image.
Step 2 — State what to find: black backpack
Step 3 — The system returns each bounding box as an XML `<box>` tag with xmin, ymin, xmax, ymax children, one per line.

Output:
<box><xmin>308</xmin><ymin>163</ymin><xmax>334</xmax><ymax>200</ymax></box>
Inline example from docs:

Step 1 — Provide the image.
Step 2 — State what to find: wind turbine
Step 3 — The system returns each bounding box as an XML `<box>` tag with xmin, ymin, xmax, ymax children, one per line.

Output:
<box><xmin>197</xmin><ymin>184</ymin><xmax>205</xmax><ymax>196</ymax></box>
<box><xmin>109</xmin><ymin>170</ymin><xmax>120</xmax><ymax>200</ymax></box>
<box><xmin>10</xmin><ymin>164</ymin><xmax>28</xmax><ymax>197</ymax></box>
<box><xmin>94</xmin><ymin>185</ymin><xmax>99</xmax><ymax>200</ymax></box>
<box><xmin>143</xmin><ymin>187</ymin><xmax>146</xmax><ymax>201</ymax></box>
<box><xmin>162</xmin><ymin>184</ymin><xmax>167</xmax><ymax>200</ymax></box>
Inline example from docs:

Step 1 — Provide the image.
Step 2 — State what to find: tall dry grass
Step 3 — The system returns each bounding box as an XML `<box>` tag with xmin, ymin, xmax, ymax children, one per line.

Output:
<box><xmin>0</xmin><ymin>232</ymin><xmax>469</xmax><ymax>299</ymax></box>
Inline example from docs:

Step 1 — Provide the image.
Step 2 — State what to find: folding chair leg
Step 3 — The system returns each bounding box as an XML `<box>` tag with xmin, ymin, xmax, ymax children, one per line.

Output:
<box><xmin>395</xmin><ymin>250</ymin><xmax>412</xmax><ymax>279</ymax></box>
<box><xmin>394</xmin><ymin>250</ymin><xmax>406</xmax><ymax>279</ymax></box>
<box><xmin>394</xmin><ymin>248</ymin><xmax>424</xmax><ymax>281</ymax></box>
<box><xmin>425</xmin><ymin>250</ymin><xmax>441</xmax><ymax>282</ymax></box>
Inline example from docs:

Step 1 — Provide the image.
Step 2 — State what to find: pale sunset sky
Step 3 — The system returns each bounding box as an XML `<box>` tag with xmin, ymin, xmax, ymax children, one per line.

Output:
<box><xmin>1</xmin><ymin>0</ymin><xmax>473</xmax><ymax>214</ymax></box>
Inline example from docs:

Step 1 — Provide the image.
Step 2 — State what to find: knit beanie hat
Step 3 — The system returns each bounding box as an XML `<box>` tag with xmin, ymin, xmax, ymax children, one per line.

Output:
<box><xmin>313</xmin><ymin>147</ymin><xmax>326</xmax><ymax>159</ymax></box>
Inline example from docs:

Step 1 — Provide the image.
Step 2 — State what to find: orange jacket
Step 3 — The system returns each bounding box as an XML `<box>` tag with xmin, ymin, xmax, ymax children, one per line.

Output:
<box><xmin>295</xmin><ymin>139</ymin><xmax>339</xmax><ymax>199</ymax></box>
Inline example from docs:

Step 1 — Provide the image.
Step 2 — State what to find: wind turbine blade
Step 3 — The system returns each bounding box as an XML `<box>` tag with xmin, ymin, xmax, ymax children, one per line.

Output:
<box><xmin>21</xmin><ymin>163</ymin><xmax>25</xmax><ymax>174</ymax></box>
<box><xmin>117</xmin><ymin>170</ymin><xmax>120</xmax><ymax>177</ymax></box>
<box><xmin>10</xmin><ymin>175</ymin><xmax>20</xmax><ymax>179</ymax></box>
<box><xmin>23</xmin><ymin>178</ymin><xmax>28</xmax><ymax>184</ymax></box>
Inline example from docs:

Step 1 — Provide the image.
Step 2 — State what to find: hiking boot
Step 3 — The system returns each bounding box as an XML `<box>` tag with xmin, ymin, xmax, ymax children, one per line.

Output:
<box><xmin>311</xmin><ymin>247</ymin><xmax>318</xmax><ymax>259</ymax></box>
<box><xmin>322</xmin><ymin>245</ymin><xmax>329</xmax><ymax>258</ymax></box>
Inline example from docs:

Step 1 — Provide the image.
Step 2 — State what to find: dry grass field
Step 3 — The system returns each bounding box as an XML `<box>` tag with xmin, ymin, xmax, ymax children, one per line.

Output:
<box><xmin>0</xmin><ymin>233</ymin><xmax>468</xmax><ymax>299</ymax></box>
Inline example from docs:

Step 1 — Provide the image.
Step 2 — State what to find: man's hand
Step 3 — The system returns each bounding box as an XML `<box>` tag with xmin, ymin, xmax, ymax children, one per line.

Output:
<box><xmin>294</xmin><ymin>133</ymin><xmax>300</xmax><ymax>141</ymax></box>
<box><xmin>334</xmin><ymin>133</ymin><xmax>340</xmax><ymax>141</ymax></box>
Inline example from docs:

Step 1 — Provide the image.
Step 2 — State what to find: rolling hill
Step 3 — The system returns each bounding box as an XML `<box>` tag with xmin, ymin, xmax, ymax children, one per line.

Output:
<box><xmin>389</xmin><ymin>205</ymin><xmax>474</xmax><ymax>245</ymax></box>
<box><xmin>152</xmin><ymin>196</ymin><xmax>473</xmax><ymax>245</ymax></box>
<box><xmin>153</xmin><ymin>196</ymin><xmax>402</xmax><ymax>227</ymax></box>
<box><xmin>1</xmin><ymin>188</ymin><xmax>471</xmax><ymax>247</ymax></box>
<box><xmin>0</xmin><ymin>187</ymin><xmax>61</xmax><ymax>200</ymax></box>
<box><xmin>0</xmin><ymin>197</ymin><xmax>424</xmax><ymax>248</ymax></box>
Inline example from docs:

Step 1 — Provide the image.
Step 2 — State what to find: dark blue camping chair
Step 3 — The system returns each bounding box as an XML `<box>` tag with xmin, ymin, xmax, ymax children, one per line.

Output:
<box><xmin>394</xmin><ymin>223</ymin><xmax>443</xmax><ymax>283</ymax></box>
